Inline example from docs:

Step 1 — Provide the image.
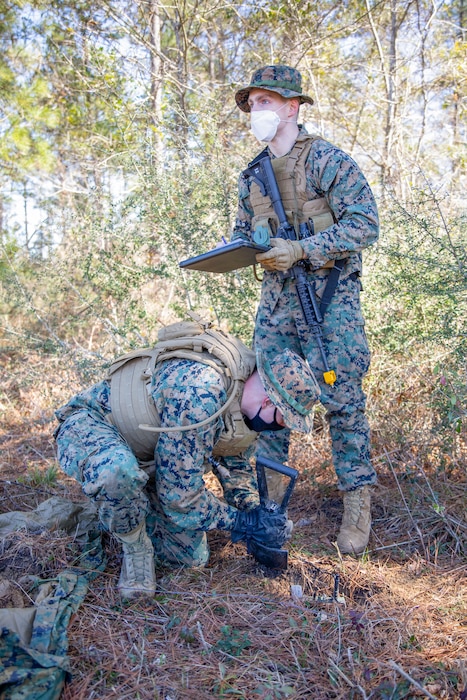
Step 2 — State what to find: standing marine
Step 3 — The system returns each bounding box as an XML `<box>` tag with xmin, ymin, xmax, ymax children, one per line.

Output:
<box><xmin>232</xmin><ymin>65</ymin><xmax>379</xmax><ymax>554</ymax></box>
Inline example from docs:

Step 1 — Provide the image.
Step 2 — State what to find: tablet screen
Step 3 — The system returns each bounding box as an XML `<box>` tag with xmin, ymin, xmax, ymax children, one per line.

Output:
<box><xmin>179</xmin><ymin>239</ymin><xmax>269</xmax><ymax>273</ymax></box>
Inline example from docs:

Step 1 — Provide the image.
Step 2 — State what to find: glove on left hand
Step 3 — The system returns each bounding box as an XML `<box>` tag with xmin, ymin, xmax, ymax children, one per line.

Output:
<box><xmin>231</xmin><ymin>506</ymin><xmax>293</xmax><ymax>549</ymax></box>
<box><xmin>256</xmin><ymin>238</ymin><xmax>304</xmax><ymax>271</ymax></box>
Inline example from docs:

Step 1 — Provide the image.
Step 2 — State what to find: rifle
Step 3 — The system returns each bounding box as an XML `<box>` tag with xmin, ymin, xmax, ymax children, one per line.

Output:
<box><xmin>243</xmin><ymin>151</ymin><xmax>336</xmax><ymax>386</ymax></box>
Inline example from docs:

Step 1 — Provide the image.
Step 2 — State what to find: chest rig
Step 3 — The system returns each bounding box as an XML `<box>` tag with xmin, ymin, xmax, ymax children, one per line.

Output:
<box><xmin>106</xmin><ymin>319</ymin><xmax>258</xmax><ymax>462</ymax></box>
<box><xmin>248</xmin><ymin>134</ymin><xmax>335</xmax><ymax>245</ymax></box>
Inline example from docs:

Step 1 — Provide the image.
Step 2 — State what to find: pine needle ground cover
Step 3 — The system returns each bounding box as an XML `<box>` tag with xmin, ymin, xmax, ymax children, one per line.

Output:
<box><xmin>1</xmin><ymin>352</ymin><xmax>466</xmax><ymax>700</ymax></box>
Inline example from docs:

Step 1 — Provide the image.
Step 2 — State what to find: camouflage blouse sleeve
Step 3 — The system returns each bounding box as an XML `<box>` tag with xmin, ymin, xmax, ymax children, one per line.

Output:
<box><xmin>54</xmin><ymin>380</ymin><xmax>111</xmax><ymax>423</ymax></box>
<box><xmin>212</xmin><ymin>450</ymin><xmax>260</xmax><ymax>512</ymax></box>
<box><xmin>300</xmin><ymin>138</ymin><xmax>379</xmax><ymax>269</ymax></box>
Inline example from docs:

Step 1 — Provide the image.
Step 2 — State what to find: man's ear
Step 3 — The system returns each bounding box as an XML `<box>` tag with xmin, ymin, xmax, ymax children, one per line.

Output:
<box><xmin>262</xmin><ymin>396</ymin><xmax>273</xmax><ymax>409</ymax></box>
<box><xmin>287</xmin><ymin>98</ymin><xmax>300</xmax><ymax>117</ymax></box>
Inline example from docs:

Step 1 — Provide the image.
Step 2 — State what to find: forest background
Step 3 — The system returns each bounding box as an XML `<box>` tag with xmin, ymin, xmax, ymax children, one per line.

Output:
<box><xmin>0</xmin><ymin>1</ymin><xmax>466</xmax><ymax>699</ymax></box>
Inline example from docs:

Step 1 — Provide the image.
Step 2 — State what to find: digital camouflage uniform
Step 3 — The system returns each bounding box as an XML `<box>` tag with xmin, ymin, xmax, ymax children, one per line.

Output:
<box><xmin>55</xmin><ymin>359</ymin><xmax>259</xmax><ymax>568</ymax></box>
<box><xmin>233</xmin><ymin>126</ymin><xmax>379</xmax><ymax>492</ymax></box>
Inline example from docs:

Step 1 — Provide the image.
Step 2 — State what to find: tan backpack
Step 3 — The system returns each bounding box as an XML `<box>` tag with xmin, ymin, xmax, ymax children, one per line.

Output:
<box><xmin>107</xmin><ymin>317</ymin><xmax>257</xmax><ymax>461</ymax></box>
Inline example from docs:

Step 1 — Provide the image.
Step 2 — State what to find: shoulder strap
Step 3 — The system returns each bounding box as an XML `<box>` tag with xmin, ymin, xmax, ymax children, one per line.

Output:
<box><xmin>285</xmin><ymin>133</ymin><xmax>321</xmax><ymax>174</ymax></box>
<box><xmin>108</xmin><ymin>319</ymin><xmax>256</xmax><ymax>444</ymax></box>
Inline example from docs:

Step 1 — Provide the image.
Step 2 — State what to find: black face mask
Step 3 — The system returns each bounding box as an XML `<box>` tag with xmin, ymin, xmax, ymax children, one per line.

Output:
<box><xmin>243</xmin><ymin>406</ymin><xmax>285</xmax><ymax>433</ymax></box>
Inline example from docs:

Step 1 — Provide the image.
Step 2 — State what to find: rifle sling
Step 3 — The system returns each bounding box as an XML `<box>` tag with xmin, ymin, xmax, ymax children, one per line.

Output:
<box><xmin>318</xmin><ymin>258</ymin><xmax>348</xmax><ymax>317</ymax></box>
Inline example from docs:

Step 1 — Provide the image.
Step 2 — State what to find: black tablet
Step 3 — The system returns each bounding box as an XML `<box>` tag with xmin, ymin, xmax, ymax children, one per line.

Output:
<box><xmin>179</xmin><ymin>239</ymin><xmax>269</xmax><ymax>273</ymax></box>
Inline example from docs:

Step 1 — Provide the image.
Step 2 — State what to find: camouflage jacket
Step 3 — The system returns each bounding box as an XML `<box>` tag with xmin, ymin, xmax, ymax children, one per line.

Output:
<box><xmin>55</xmin><ymin>359</ymin><xmax>259</xmax><ymax>533</ymax></box>
<box><xmin>232</xmin><ymin>126</ymin><xmax>379</xmax><ymax>307</ymax></box>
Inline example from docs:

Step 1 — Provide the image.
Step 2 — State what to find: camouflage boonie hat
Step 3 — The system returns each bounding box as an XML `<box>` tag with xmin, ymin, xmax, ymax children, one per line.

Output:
<box><xmin>257</xmin><ymin>349</ymin><xmax>320</xmax><ymax>433</ymax></box>
<box><xmin>235</xmin><ymin>65</ymin><xmax>314</xmax><ymax>113</ymax></box>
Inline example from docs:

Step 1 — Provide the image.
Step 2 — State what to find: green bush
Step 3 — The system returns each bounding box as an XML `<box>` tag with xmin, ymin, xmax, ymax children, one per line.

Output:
<box><xmin>363</xmin><ymin>193</ymin><xmax>466</xmax><ymax>446</ymax></box>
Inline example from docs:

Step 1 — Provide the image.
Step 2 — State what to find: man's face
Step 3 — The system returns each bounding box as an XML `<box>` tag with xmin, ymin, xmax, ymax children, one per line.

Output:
<box><xmin>258</xmin><ymin>400</ymin><xmax>286</xmax><ymax>427</ymax></box>
<box><xmin>247</xmin><ymin>88</ymin><xmax>289</xmax><ymax>114</ymax></box>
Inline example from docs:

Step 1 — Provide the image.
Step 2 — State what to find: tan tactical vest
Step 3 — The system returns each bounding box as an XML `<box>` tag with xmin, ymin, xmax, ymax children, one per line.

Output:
<box><xmin>106</xmin><ymin>319</ymin><xmax>258</xmax><ymax>462</ymax></box>
<box><xmin>250</xmin><ymin>134</ymin><xmax>335</xmax><ymax>248</ymax></box>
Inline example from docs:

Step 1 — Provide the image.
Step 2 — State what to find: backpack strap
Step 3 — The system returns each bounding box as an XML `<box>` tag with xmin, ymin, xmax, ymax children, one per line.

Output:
<box><xmin>107</xmin><ymin>320</ymin><xmax>257</xmax><ymax>458</ymax></box>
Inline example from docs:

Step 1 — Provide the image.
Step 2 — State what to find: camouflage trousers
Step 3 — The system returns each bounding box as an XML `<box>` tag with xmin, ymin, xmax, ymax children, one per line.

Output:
<box><xmin>255</xmin><ymin>273</ymin><xmax>376</xmax><ymax>493</ymax></box>
<box><xmin>55</xmin><ymin>411</ymin><xmax>209</xmax><ymax>568</ymax></box>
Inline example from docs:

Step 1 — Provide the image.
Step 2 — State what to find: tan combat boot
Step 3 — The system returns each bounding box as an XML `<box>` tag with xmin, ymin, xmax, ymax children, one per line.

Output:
<box><xmin>115</xmin><ymin>521</ymin><xmax>156</xmax><ymax>598</ymax></box>
<box><xmin>336</xmin><ymin>486</ymin><xmax>372</xmax><ymax>555</ymax></box>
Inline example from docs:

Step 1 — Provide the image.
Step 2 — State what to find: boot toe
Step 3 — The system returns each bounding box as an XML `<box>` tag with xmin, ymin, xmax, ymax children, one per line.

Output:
<box><xmin>118</xmin><ymin>565</ymin><xmax>156</xmax><ymax>598</ymax></box>
<box><xmin>336</xmin><ymin>526</ymin><xmax>369</xmax><ymax>555</ymax></box>
<box><xmin>118</xmin><ymin>580</ymin><xmax>156</xmax><ymax>599</ymax></box>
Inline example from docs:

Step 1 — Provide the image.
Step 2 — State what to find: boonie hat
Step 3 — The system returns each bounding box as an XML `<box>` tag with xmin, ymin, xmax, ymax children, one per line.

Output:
<box><xmin>235</xmin><ymin>65</ymin><xmax>314</xmax><ymax>113</ymax></box>
<box><xmin>257</xmin><ymin>348</ymin><xmax>320</xmax><ymax>433</ymax></box>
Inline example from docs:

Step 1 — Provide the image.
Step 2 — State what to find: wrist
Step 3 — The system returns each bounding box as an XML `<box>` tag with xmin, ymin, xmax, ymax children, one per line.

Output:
<box><xmin>290</xmin><ymin>239</ymin><xmax>305</xmax><ymax>260</ymax></box>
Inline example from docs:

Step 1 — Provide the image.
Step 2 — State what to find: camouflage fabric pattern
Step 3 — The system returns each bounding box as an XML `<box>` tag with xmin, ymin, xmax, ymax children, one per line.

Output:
<box><xmin>235</xmin><ymin>64</ymin><xmax>314</xmax><ymax>112</ymax></box>
<box><xmin>55</xmin><ymin>359</ymin><xmax>259</xmax><ymax>568</ymax></box>
<box><xmin>256</xmin><ymin>347</ymin><xmax>319</xmax><ymax>433</ymax></box>
<box><xmin>232</xmin><ymin>126</ymin><xmax>379</xmax><ymax>491</ymax></box>
<box><xmin>254</xmin><ymin>274</ymin><xmax>374</xmax><ymax>491</ymax></box>
<box><xmin>0</xmin><ymin>534</ymin><xmax>105</xmax><ymax>699</ymax></box>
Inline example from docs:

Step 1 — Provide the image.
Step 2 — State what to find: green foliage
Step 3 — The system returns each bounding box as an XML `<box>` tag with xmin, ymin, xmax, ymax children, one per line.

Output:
<box><xmin>18</xmin><ymin>463</ymin><xmax>59</xmax><ymax>487</ymax></box>
<box><xmin>364</xmin><ymin>192</ymin><xmax>466</xmax><ymax>440</ymax></box>
<box><xmin>0</xmin><ymin>237</ymin><xmax>20</xmax><ymax>281</ymax></box>
<box><xmin>213</xmin><ymin>625</ymin><xmax>251</xmax><ymax>656</ymax></box>
<box><xmin>364</xmin><ymin>204</ymin><xmax>466</xmax><ymax>352</ymax></box>
<box><xmin>433</xmin><ymin>362</ymin><xmax>466</xmax><ymax>436</ymax></box>
<box><xmin>371</xmin><ymin>680</ymin><xmax>411</xmax><ymax>699</ymax></box>
<box><xmin>0</xmin><ymin>145</ymin><xmax>259</xmax><ymax>358</ymax></box>
<box><xmin>128</xmin><ymin>157</ymin><xmax>259</xmax><ymax>341</ymax></box>
<box><xmin>212</xmin><ymin>662</ymin><xmax>246</xmax><ymax>697</ymax></box>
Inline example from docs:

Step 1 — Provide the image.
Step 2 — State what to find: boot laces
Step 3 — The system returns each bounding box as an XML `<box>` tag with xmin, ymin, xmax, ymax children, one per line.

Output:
<box><xmin>344</xmin><ymin>489</ymin><xmax>364</xmax><ymax>526</ymax></box>
<box><xmin>122</xmin><ymin>534</ymin><xmax>154</xmax><ymax>584</ymax></box>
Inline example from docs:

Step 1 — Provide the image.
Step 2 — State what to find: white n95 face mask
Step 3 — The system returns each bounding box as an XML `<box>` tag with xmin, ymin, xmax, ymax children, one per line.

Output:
<box><xmin>250</xmin><ymin>110</ymin><xmax>281</xmax><ymax>142</ymax></box>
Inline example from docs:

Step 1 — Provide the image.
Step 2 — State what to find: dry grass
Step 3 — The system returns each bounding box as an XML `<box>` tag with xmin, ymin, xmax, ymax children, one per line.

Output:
<box><xmin>1</xmin><ymin>352</ymin><xmax>466</xmax><ymax>699</ymax></box>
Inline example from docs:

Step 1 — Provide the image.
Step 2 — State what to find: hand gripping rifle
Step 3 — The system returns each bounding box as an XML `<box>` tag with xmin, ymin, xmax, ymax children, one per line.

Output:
<box><xmin>243</xmin><ymin>151</ymin><xmax>336</xmax><ymax>386</ymax></box>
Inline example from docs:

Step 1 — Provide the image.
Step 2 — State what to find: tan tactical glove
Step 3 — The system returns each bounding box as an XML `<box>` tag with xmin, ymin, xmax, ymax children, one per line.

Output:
<box><xmin>256</xmin><ymin>237</ymin><xmax>305</xmax><ymax>272</ymax></box>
